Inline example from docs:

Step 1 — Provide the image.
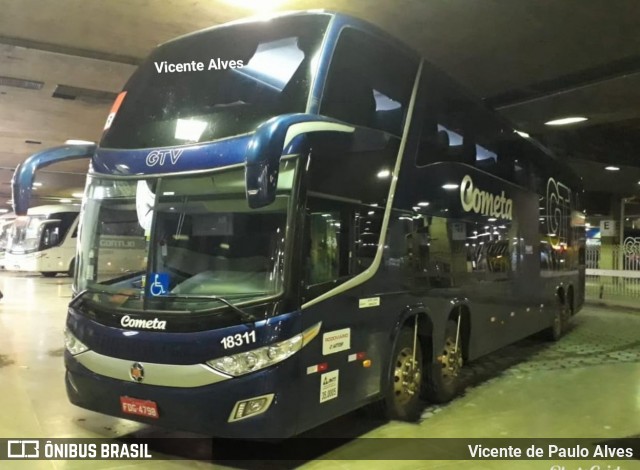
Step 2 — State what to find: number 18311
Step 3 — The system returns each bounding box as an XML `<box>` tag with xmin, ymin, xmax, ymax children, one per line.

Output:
<box><xmin>220</xmin><ymin>331</ymin><xmax>256</xmax><ymax>349</ymax></box>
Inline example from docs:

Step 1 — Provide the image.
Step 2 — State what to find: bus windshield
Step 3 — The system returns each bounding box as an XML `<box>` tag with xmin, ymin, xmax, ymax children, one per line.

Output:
<box><xmin>8</xmin><ymin>215</ymin><xmax>48</xmax><ymax>254</ymax></box>
<box><xmin>0</xmin><ymin>221</ymin><xmax>12</xmax><ymax>252</ymax></box>
<box><xmin>76</xmin><ymin>159</ymin><xmax>297</xmax><ymax>313</ymax></box>
<box><xmin>101</xmin><ymin>14</ymin><xmax>329</xmax><ymax>149</ymax></box>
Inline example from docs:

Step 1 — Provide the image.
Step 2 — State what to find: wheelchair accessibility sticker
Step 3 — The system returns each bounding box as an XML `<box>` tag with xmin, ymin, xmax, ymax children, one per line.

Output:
<box><xmin>148</xmin><ymin>273</ymin><xmax>169</xmax><ymax>296</ymax></box>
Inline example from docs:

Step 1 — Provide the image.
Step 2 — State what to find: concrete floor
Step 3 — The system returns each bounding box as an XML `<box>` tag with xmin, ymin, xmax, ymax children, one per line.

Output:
<box><xmin>1</xmin><ymin>271</ymin><xmax>639</xmax><ymax>469</ymax></box>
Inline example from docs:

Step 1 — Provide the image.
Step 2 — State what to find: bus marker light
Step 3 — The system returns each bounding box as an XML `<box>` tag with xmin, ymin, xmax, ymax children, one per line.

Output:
<box><xmin>229</xmin><ymin>393</ymin><xmax>274</xmax><ymax>422</ymax></box>
<box><xmin>306</xmin><ymin>362</ymin><xmax>328</xmax><ymax>374</ymax></box>
<box><xmin>348</xmin><ymin>352</ymin><xmax>367</xmax><ymax>362</ymax></box>
<box><xmin>362</xmin><ymin>360</ymin><xmax>372</xmax><ymax>368</ymax></box>
<box><xmin>104</xmin><ymin>91</ymin><xmax>127</xmax><ymax>130</ymax></box>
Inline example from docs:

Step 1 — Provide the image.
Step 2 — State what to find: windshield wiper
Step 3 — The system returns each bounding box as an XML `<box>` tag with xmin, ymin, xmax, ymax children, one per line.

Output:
<box><xmin>83</xmin><ymin>288</ymin><xmax>141</xmax><ymax>299</ymax></box>
<box><xmin>71</xmin><ymin>288</ymin><xmax>141</xmax><ymax>309</ymax></box>
<box><xmin>163</xmin><ymin>294</ymin><xmax>257</xmax><ymax>323</ymax></box>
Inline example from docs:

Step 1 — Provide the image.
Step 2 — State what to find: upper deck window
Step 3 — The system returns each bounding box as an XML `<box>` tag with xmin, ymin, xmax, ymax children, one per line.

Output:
<box><xmin>320</xmin><ymin>27</ymin><xmax>418</xmax><ymax>137</ymax></box>
<box><xmin>101</xmin><ymin>15</ymin><xmax>330</xmax><ymax>150</ymax></box>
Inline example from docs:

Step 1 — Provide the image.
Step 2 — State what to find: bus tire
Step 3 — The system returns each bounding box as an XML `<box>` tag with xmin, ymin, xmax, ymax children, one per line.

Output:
<box><xmin>41</xmin><ymin>272</ymin><xmax>57</xmax><ymax>278</ymax></box>
<box><xmin>545</xmin><ymin>302</ymin><xmax>567</xmax><ymax>341</ymax></box>
<box><xmin>384</xmin><ymin>327</ymin><xmax>424</xmax><ymax>422</ymax></box>
<box><xmin>68</xmin><ymin>258</ymin><xmax>75</xmax><ymax>277</ymax></box>
<box><xmin>424</xmin><ymin>320</ymin><xmax>463</xmax><ymax>404</ymax></box>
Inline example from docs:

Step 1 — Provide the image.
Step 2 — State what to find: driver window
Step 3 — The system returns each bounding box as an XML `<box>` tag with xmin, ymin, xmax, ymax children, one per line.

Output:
<box><xmin>40</xmin><ymin>224</ymin><xmax>60</xmax><ymax>249</ymax></box>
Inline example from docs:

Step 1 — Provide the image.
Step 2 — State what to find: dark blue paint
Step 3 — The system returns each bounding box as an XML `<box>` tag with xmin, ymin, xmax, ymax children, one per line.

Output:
<box><xmin>12</xmin><ymin>144</ymin><xmax>96</xmax><ymax>215</ymax></box>
<box><xmin>67</xmin><ymin>308</ymin><xmax>301</xmax><ymax>365</ymax></box>
<box><xmin>65</xmin><ymin>351</ymin><xmax>300</xmax><ymax>438</ymax></box>
<box><xmin>93</xmin><ymin>135</ymin><xmax>252</xmax><ymax>175</ymax></box>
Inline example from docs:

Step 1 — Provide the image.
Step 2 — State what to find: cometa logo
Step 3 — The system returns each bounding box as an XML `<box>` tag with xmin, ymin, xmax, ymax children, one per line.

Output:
<box><xmin>460</xmin><ymin>175</ymin><xmax>513</xmax><ymax>220</ymax></box>
<box><xmin>121</xmin><ymin>315</ymin><xmax>167</xmax><ymax>330</ymax></box>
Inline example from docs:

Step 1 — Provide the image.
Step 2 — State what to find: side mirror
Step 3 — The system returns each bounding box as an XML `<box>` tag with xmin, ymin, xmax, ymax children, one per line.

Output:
<box><xmin>245</xmin><ymin>113</ymin><xmax>354</xmax><ymax>208</ymax></box>
<box><xmin>12</xmin><ymin>144</ymin><xmax>96</xmax><ymax>215</ymax></box>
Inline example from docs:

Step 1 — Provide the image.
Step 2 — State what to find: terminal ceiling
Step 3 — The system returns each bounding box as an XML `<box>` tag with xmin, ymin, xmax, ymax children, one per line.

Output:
<box><xmin>0</xmin><ymin>0</ymin><xmax>639</xmax><ymax>215</ymax></box>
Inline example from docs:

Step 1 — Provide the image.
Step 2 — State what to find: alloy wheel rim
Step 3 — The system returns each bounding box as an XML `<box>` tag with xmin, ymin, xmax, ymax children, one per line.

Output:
<box><xmin>439</xmin><ymin>336</ymin><xmax>463</xmax><ymax>381</ymax></box>
<box><xmin>393</xmin><ymin>346</ymin><xmax>421</xmax><ymax>405</ymax></box>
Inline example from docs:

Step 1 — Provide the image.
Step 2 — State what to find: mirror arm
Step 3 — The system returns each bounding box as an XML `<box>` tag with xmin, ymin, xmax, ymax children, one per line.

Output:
<box><xmin>245</xmin><ymin>113</ymin><xmax>354</xmax><ymax>208</ymax></box>
<box><xmin>12</xmin><ymin>144</ymin><xmax>96</xmax><ymax>215</ymax></box>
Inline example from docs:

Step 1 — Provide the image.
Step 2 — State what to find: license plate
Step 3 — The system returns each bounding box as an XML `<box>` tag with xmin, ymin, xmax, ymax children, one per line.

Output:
<box><xmin>120</xmin><ymin>396</ymin><xmax>159</xmax><ymax>419</ymax></box>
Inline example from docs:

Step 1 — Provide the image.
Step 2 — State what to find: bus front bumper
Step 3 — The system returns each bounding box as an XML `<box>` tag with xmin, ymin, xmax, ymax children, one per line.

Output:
<box><xmin>64</xmin><ymin>352</ymin><xmax>299</xmax><ymax>439</ymax></box>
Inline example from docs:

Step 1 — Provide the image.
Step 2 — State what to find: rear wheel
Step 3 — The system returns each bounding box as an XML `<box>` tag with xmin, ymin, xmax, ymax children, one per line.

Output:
<box><xmin>424</xmin><ymin>319</ymin><xmax>463</xmax><ymax>403</ymax></box>
<box><xmin>383</xmin><ymin>327</ymin><xmax>424</xmax><ymax>422</ymax></box>
<box><xmin>545</xmin><ymin>301</ymin><xmax>568</xmax><ymax>341</ymax></box>
<box><xmin>41</xmin><ymin>272</ymin><xmax>57</xmax><ymax>278</ymax></box>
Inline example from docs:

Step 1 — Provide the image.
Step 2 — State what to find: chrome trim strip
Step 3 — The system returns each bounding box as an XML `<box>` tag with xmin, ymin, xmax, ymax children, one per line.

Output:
<box><xmin>75</xmin><ymin>350</ymin><xmax>231</xmax><ymax>387</ymax></box>
<box><xmin>302</xmin><ymin>60</ymin><xmax>425</xmax><ymax>309</ymax></box>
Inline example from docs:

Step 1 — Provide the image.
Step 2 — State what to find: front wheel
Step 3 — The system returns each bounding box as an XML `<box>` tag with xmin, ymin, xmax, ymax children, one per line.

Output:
<box><xmin>41</xmin><ymin>272</ymin><xmax>57</xmax><ymax>278</ymax></box>
<box><xmin>423</xmin><ymin>319</ymin><xmax>463</xmax><ymax>403</ymax></box>
<box><xmin>383</xmin><ymin>327</ymin><xmax>424</xmax><ymax>422</ymax></box>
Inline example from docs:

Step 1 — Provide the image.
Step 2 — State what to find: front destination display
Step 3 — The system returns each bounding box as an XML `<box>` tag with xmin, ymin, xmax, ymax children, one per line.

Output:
<box><xmin>12</xmin><ymin>11</ymin><xmax>585</xmax><ymax>440</ymax></box>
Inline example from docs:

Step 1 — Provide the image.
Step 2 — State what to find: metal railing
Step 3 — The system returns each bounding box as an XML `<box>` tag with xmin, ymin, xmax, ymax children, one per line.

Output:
<box><xmin>585</xmin><ymin>239</ymin><xmax>640</xmax><ymax>305</ymax></box>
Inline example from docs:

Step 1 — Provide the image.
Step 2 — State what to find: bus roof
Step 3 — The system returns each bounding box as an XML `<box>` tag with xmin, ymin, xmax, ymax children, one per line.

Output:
<box><xmin>159</xmin><ymin>10</ymin><xmax>416</xmax><ymax>60</ymax></box>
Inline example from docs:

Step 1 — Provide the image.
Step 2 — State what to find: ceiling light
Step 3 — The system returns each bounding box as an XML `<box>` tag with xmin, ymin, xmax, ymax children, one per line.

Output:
<box><xmin>59</xmin><ymin>198</ymin><xmax>72</xmax><ymax>203</ymax></box>
<box><xmin>515</xmin><ymin>130</ymin><xmax>530</xmax><ymax>138</ymax></box>
<box><xmin>0</xmin><ymin>209</ymin><xmax>8</xmax><ymax>214</ymax></box>
<box><xmin>442</xmin><ymin>183</ymin><xmax>459</xmax><ymax>190</ymax></box>
<box><xmin>418</xmin><ymin>201</ymin><xmax>430</xmax><ymax>207</ymax></box>
<box><xmin>605</xmin><ymin>166</ymin><xmax>620</xmax><ymax>171</ymax></box>
<box><xmin>544</xmin><ymin>117</ymin><xmax>588</xmax><ymax>126</ymax></box>
<box><xmin>32</xmin><ymin>182</ymin><xmax>43</xmax><ymax>187</ymax></box>
<box><xmin>72</xmin><ymin>192</ymin><xmax>84</xmax><ymax>198</ymax></box>
<box><xmin>65</xmin><ymin>139</ymin><xmax>95</xmax><ymax>145</ymax></box>
<box><xmin>377</xmin><ymin>170</ymin><xmax>391</xmax><ymax>179</ymax></box>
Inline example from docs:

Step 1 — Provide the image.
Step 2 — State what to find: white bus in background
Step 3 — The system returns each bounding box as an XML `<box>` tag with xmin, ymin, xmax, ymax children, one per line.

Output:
<box><xmin>5</xmin><ymin>205</ymin><xmax>80</xmax><ymax>277</ymax></box>
<box><xmin>0</xmin><ymin>212</ymin><xmax>16</xmax><ymax>269</ymax></box>
<box><xmin>5</xmin><ymin>204</ymin><xmax>147</xmax><ymax>279</ymax></box>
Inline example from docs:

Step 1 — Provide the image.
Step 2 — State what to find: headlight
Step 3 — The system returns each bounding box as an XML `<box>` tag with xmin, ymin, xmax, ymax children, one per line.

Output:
<box><xmin>207</xmin><ymin>322</ymin><xmax>321</xmax><ymax>377</ymax></box>
<box><xmin>64</xmin><ymin>328</ymin><xmax>89</xmax><ymax>356</ymax></box>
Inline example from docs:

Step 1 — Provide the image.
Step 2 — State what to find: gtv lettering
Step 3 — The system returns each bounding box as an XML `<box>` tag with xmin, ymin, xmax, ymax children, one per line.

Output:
<box><xmin>145</xmin><ymin>149</ymin><xmax>184</xmax><ymax>167</ymax></box>
<box><xmin>460</xmin><ymin>175</ymin><xmax>513</xmax><ymax>220</ymax></box>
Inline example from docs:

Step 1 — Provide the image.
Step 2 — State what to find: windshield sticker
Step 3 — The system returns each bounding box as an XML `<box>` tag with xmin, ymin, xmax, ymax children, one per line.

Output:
<box><xmin>148</xmin><ymin>273</ymin><xmax>169</xmax><ymax>297</ymax></box>
<box><xmin>319</xmin><ymin>370</ymin><xmax>339</xmax><ymax>403</ymax></box>
<box><xmin>322</xmin><ymin>328</ymin><xmax>351</xmax><ymax>355</ymax></box>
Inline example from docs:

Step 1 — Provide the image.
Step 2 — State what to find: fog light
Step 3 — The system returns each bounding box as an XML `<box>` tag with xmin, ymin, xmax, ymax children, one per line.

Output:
<box><xmin>229</xmin><ymin>394</ymin><xmax>274</xmax><ymax>422</ymax></box>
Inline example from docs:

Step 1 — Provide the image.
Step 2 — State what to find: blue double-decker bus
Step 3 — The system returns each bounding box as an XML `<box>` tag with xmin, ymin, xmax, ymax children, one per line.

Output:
<box><xmin>13</xmin><ymin>11</ymin><xmax>584</xmax><ymax>438</ymax></box>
